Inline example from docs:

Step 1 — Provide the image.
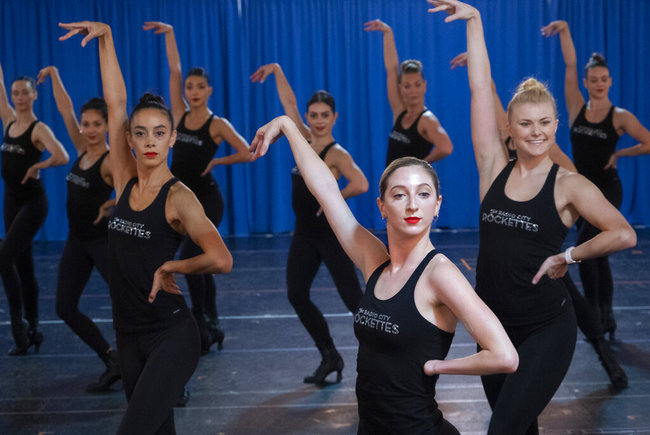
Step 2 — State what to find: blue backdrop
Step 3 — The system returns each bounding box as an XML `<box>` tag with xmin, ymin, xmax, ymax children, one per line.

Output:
<box><xmin>1</xmin><ymin>0</ymin><xmax>649</xmax><ymax>240</ymax></box>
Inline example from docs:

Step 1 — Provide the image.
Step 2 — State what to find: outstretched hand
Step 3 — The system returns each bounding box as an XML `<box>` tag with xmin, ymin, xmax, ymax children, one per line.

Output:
<box><xmin>427</xmin><ymin>0</ymin><xmax>478</xmax><ymax>22</ymax></box>
<box><xmin>363</xmin><ymin>19</ymin><xmax>390</xmax><ymax>33</ymax></box>
<box><xmin>249</xmin><ymin>116</ymin><xmax>290</xmax><ymax>160</ymax></box>
<box><xmin>149</xmin><ymin>263</ymin><xmax>181</xmax><ymax>303</ymax></box>
<box><xmin>250</xmin><ymin>64</ymin><xmax>278</xmax><ymax>83</ymax></box>
<box><xmin>59</xmin><ymin>21</ymin><xmax>110</xmax><ymax>47</ymax></box>
<box><xmin>36</xmin><ymin>66</ymin><xmax>57</xmax><ymax>85</ymax></box>
<box><xmin>603</xmin><ymin>153</ymin><xmax>618</xmax><ymax>170</ymax></box>
<box><xmin>532</xmin><ymin>253</ymin><xmax>568</xmax><ymax>285</ymax></box>
<box><xmin>541</xmin><ymin>20</ymin><xmax>568</xmax><ymax>37</ymax></box>
<box><xmin>450</xmin><ymin>52</ymin><xmax>468</xmax><ymax>69</ymax></box>
<box><xmin>143</xmin><ymin>21</ymin><xmax>173</xmax><ymax>34</ymax></box>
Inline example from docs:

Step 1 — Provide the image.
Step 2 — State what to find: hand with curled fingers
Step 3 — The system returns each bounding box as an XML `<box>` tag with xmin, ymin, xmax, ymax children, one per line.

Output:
<box><xmin>250</xmin><ymin>63</ymin><xmax>279</xmax><ymax>84</ymax></box>
<box><xmin>36</xmin><ymin>66</ymin><xmax>57</xmax><ymax>85</ymax></box>
<box><xmin>58</xmin><ymin>21</ymin><xmax>111</xmax><ymax>47</ymax></box>
<box><xmin>449</xmin><ymin>52</ymin><xmax>468</xmax><ymax>69</ymax></box>
<box><xmin>363</xmin><ymin>19</ymin><xmax>391</xmax><ymax>33</ymax></box>
<box><xmin>540</xmin><ymin>20</ymin><xmax>568</xmax><ymax>38</ymax></box>
<box><xmin>142</xmin><ymin>21</ymin><xmax>173</xmax><ymax>34</ymax></box>
<box><xmin>532</xmin><ymin>253</ymin><xmax>569</xmax><ymax>285</ymax></box>
<box><xmin>149</xmin><ymin>262</ymin><xmax>182</xmax><ymax>303</ymax></box>
<box><xmin>249</xmin><ymin>116</ymin><xmax>292</xmax><ymax>160</ymax></box>
<box><xmin>427</xmin><ymin>0</ymin><xmax>478</xmax><ymax>22</ymax></box>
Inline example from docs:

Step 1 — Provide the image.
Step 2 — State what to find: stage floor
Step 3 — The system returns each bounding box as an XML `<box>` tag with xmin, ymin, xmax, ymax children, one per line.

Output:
<box><xmin>1</xmin><ymin>228</ymin><xmax>649</xmax><ymax>434</ymax></box>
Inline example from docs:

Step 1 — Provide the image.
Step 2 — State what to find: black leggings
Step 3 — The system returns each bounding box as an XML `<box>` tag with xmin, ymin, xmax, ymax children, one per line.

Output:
<box><xmin>179</xmin><ymin>185</ymin><xmax>223</xmax><ymax>321</ymax></box>
<box><xmin>577</xmin><ymin>173</ymin><xmax>623</xmax><ymax>317</ymax></box>
<box><xmin>481</xmin><ymin>307</ymin><xmax>577</xmax><ymax>435</ymax></box>
<box><xmin>286</xmin><ymin>230</ymin><xmax>362</xmax><ymax>346</ymax></box>
<box><xmin>0</xmin><ymin>193</ymin><xmax>48</xmax><ymax>329</ymax></box>
<box><xmin>115</xmin><ymin>317</ymin><xmax>200</xmax><ymax>435</ymax></box>
<box><xmin>563</xmin><ymin>274</ymin><xmax>601</xmax><ymax>340</ymax></box>
<box><xmin>55</xmin><ymin>234</ymin><xmax>112</xmax><ymax>356</ymax></box>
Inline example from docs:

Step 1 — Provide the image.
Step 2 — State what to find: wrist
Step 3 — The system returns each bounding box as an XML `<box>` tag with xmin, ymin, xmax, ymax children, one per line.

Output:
<box><xmin>564</xmin><ymin>246</ymin><xmax>581</xmax><ymax>264</ymax></box>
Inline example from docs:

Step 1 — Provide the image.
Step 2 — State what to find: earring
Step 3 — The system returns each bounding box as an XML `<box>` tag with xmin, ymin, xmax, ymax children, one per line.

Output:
<box><xmin>433</xmin><ymin>214</ymin><xmax>439</xmax><ymax>223</ymax></box>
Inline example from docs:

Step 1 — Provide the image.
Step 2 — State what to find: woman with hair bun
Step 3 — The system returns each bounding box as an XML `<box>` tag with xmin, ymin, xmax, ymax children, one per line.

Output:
<box><xmin>364</xmin><ymin>19</ymin><xmax>453</xmax><ymax>167</ymax></box>
<box><xmin>542</xmin><ymin>20</ymin><xmax>650</xmax><ymax>341</ymax></box>
<box><xmin>37</xmin><ymin>66</ymin><xmax>120</xmax><ymax>392</ymax></box>
<box><xmin>143</xmin><ymin>21</ymin><xmax>251</xmax><ymax>354</ymax></box>
<box><xmin>251</xmin><ymin>62</ymin><xmax>368</xmax><ymax>385</ymax></box>
<box><xmin>59</xmin><ymin>20</ymin><xmax>233</xmax><ymax>434</ymax></box>
<box><xmin>432</xmin><ymin>0</ymin><xmax>636</xmax><ymax>432</ymax></box>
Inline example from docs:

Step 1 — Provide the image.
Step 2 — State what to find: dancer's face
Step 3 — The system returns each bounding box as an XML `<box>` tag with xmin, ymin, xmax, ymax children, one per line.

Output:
<box><xmin>398</xmin><ymin>73</ymin><xmax>426</xmax><ymax>106</ymax></box>
<box><xmin>184</xmin><ymin>76</ymin><xmax>212</xmax><ymax>109</ymax></box>
<box><xmin>127</xmin><ymin>108</ymin><xmax>177</xmax><ymax>167</ymax></box>
<box><xmin>10</xmin><ymin>80</ymin><xmax>36</xmax><ymax>111</ymax></box>
<box><xmin>377</xmin><ymin>165</ymin><xmax>441</xmax><ymax>235</ymax></box>
<box><xmin>306</xmin><ymin>102</ymin><xmax>337</xmax><ymax>138</ymax></box>
<box><xmin>80</xmin><ymin>109</ymin><xmax>108</xmax><ymax>147</ymax></box>
<box><xmin>507</xmin><ymin>102</ymin><xmax>558</xmax><ymax>158</ymax></box>
<box><xmin>584</xmin><ymin>66</ymin><xmax>612</xmax><ymax>100</ymax></box>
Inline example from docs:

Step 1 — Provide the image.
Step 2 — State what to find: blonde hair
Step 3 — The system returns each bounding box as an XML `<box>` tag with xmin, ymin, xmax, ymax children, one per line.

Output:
<box><xmin>506</xmin><ymin>78</ymin><xmax>557</xmax><ymax>121</ymax></box>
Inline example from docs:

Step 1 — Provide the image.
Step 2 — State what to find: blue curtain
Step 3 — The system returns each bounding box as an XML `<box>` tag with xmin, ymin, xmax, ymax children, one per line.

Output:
<box><xmin>2</xmin><ymin>0</ymin><xmax>649</xmax><ymax>240</ymax></box>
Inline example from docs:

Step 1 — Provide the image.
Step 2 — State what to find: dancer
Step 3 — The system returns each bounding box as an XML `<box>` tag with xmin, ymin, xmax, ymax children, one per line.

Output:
<box><xmin>450</xmin><ymin>50</ymin><xmax>628</xmax><ymax>388</ymax></box>
<box><xmin>542</xmin><ymin>20</ymin><xmax>650</xmax><ymax>340</ymax></box>
<box><xmin>37</xmin><ymin>66</ymin><xmax>120</xmax><ymax>391</ymax></box>
<box><xmin>432</xmin><ymin>1</ymin><xmax>636</xmax><ymax>432</ymax></box>
<box><xmin>59</xmin><ymin>20</ymin><xmax>233</xmax><ymax>434</ymax></box>
<box><xmin>364</xmin><ymin>19</ymin><xmax>453</xmax><ymax>167</ymax></box>
<box><xmin>0</xmin><ymin>63</ymin><xmax>69</xmax><ymax>355</ymax></box>
<box><xmin>143</xmin><ymin>21</ymin><xmax>251</xmax><ymax>354</ymax></box>
<box><xmin>251</xmin><ymin>63</ymin><xmax>368</xmax><ymax>384</ymax></box>
<box><xmin>251</xmin><ymin>115</ymin><xmax>517</xmax><ymax>433</ymax></box>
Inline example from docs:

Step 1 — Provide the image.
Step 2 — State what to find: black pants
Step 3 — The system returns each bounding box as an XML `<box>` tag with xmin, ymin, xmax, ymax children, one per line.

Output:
<box><xmin>481</xmin><ymin>307</ymin><xmax>577</xmax><ymax>435</ymax></box>
<box><xmin>55</xmin><ymin>234</ymin><xmax>112</xmax><ymax>356</ymax></box>
<box><xmin>115</xmin><ymin>317</ymin><xmax>200</xmax><ymax>435</ymax></box>
<box><xmin>286</xmin><ymin>229</ymin><xmax>362</xmax><ymax>346</ymax></box>
<box><xmin>563</xmin><ymin>273</ymin><xmax>601</xmax><ymax>340</ymax></box>
<box><xmin>179</xmin><ymin>184</ymin><xmax>223</xmax><ymax>321</ymax></box>
<box><xmin>0</xmin><ymin>192</ymin><xmax>48</xmax><ymax>330</ymax></box>
<box><xmin>577</xmin><ymin>172</ymin><xmax>623</xmax><ymax>319</ymax></box>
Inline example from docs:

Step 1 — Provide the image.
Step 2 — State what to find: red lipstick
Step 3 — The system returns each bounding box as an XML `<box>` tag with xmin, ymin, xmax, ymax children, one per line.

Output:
<box><xmin>404</xmin><ymin>217</ymin><xmax>421</xmax><ymax>224</ymax></box>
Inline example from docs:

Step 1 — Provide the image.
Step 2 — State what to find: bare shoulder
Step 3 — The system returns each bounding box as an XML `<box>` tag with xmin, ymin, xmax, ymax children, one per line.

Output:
<box><xmin>425</xmin><ymin>253</ymin><xmax>464</xmax><ymax>290</ymax></box>
<box><xmin>420</xmin><ymin>110</ymin><xmax>440</xmax><ymax>124</ymax></box>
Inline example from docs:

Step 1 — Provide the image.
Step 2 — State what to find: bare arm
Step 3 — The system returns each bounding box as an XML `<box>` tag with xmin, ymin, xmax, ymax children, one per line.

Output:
<box><xmin>251</xmin><ymin>116</ymin><xmax>388</xmax><ymax>279</ymax></box>
<box><xmin>37</xmin><ymin>66</ymin><xmax>85</xmax><ymax>154</ymax></box>
<box><xmin>143</xmin><ymin>22</ymin><xmax>186</xmax><ymax>126</ymax></box>
<box><xmin>542</xmin><ymin>21</ymin><xmax>584</xmax><ymax>124</ymax></box>
<box><xmin>327</xmin><ymin>146</ymin><xmax>369</xmax><ymax>200</ymax></box>
<box><xmin>604</xmin><ymin>109</ymin><xmax>650</xmax><ymax>169</ymax></box>
<box><xmin>21</xmin><ymin>122</ymin><xmax>69</xmax><ymax>184</ymax></box>
<box><xmin>250</xmin><ymin>63</ymin><xmax>310</xmax><ymax>139</ymax></box>
<box><xmin>200</xmin><ymin>117</ymin><xmax>252</xmax><ymax>175</ymax></box>
<box><xmin>364</xmin><ymin>20</ymin><xmax>403</xmax><ymax>119</ymax></box>
<box><xmin>424</xmin><ymin>259</ymin><xmax>518</xmax><ymax>376</ymax></box>
<box><xmin>59</xmin><ymin>21</ymin><xmax>134</xmax><ymax>199</ymax></box>
<box><xmin>0</xmin><ymin>63</ymin><xmax>16</xmax><ymax>128</ymax></box>
<box><xmin>419</xmin><ymin>112</ymin><xmax>453</xmax><ymax>163</ymax></box>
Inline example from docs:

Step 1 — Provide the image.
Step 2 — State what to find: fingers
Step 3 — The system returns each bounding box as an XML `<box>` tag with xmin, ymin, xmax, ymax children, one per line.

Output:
<box><xmin>148</xmin><ymin>287</ymin><xmax>161</xmax><ymax>303</ymax></box>
<box><xmin>58</xmin><ymin>28</ymin><xmax>82</xmax><ymax>42</ymax></box>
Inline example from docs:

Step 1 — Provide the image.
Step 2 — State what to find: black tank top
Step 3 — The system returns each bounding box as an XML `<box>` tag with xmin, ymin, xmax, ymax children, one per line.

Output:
<box><xmin>354</xmin><ymin>250</ymin><xmax>454</xmax><ymax>432</ymax></box>
<box><xmin>477</xmin><ymin>161</ymin><xmax>569</xmax><ymax>326</ymax></box>
<box><xmin>291</xmin><ymin>141</ymin><xmax>337</xmax><ymax>236</ymax></box>
<box><xmin>107</xmin><ymin>177</ymin><xmax>188</xmax><ymax>333</ymax></box>
<box><xmin>386</xmin><ymin>110</ymin><xmax>434</xmax><ymax>167</ymax></box>
<box><xmin>66</xmin><ymin>151</ymin><xmax>113</xmax><ymax>239</ymax></box>
<box><xmin>171</xmin><ymin>112</ymin><xmax>219</xmax><ymax>195</ymax></box>
<box><xmin>570</xmin><ymin>105</ymin><xmax>620</xmax><ymax>186</ymax></box>
<box><xmin>1</xmin><ymin>120</ymin><xmax>44</xmax><ymax>199</ymax></box>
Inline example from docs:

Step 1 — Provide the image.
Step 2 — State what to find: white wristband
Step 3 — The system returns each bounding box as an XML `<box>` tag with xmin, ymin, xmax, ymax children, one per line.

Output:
<box><xmin>564</xmin><ymin>246</ymin><xmax>580</xmax><ymax>264</ymax></box>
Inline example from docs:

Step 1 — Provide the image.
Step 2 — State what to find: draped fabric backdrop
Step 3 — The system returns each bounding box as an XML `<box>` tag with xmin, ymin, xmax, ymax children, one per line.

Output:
<box><xmin>1</xmin><ymin>0</ymin><xmax>648</xmax><ymax>240</ymax></box>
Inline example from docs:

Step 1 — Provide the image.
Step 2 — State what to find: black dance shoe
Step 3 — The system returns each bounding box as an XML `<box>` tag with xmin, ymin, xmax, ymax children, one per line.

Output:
<box><xmin>304</xmin><ymin>339</ymin><xmax>344</xmax><ymax>384</ymax></box>
<box><xmin>87</xmin><ymin>349</ymin><xmax>122</xmax><ymax>392</ymax></box>
<box><xmin>590</xmin><ymin>335</ymin><xmax>628</xmax><ymax>389</ymax></box>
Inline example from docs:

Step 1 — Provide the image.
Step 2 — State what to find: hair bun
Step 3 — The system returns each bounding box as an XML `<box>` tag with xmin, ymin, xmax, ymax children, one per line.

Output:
<box><xmin>138</xmin><ymin>93</ymin><xmax>166</xmax><ymax>107</ymax></box>
<box><xmin>517</xmin><ymin>78</ymin><xmax>548</xmax><ymax>93</ymax></box>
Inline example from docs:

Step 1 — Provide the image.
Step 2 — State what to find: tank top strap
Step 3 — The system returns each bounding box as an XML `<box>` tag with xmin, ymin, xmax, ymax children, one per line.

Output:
<box><xmin>366</xmin><ymin>258</ymin><xmax>391</xmax><ymax>289</ymax></box>
<box><xmin>201</xmin><ymin>114</ymin><xmax>215</xmax><ymax>133</ymax></box>
<box><xmin>154</xmin><ymin>177</ymin><xmax>180</xmax><ymax>207</ymax></box>
<box><xmin>4</xmin><ymin>120</ymin><xmax>15</xmax><ymax>136</ymax></box>
<box><xmin>25</xmin><ymin>120</ymin><xmax>40</xmax><ymax>137</ymax></box>
<box><xmin>318</xmin><ymin>141</ymin><xmax>337</xmax><ymax>159</ymax></box>
<box><xmin>394</xmin><ymin>110</ymin><xmax>407</xmax><ymax>125</ymax></box>
<box><xmin>95</xmin><ymin>150</ymin><xmax>110</xmax><ymax>167</ymax></box>
<box><xmin>123</xmin><ymin>177</ymin><xmax>138</xmax><ymax>197</ymax></box>
<box><xmin>492</xmin><ymin>160</ymin><xmax>516</xmax><ymax>190</ymax></box>
<box><xmin>178</xmin><ymin>111</ymin><xmax>189</xmax><ymax>127</ymax></box>
<box><xmin>403</xmin><ymin>249</ymin><xmax>439</xmax><ymax>293</ymax></box>
<box><xmin>410</xmin><ymin>110</ymin><xmax>427</xmax><ymax>129</ymax></box>
<box><xmin>604</xmin><ymin>105</ymin><xmax>616</xmax><ymax>123</ymax></box>
<box><xmin>539</xmin><ymin>163</ymin><xmax>560</xmax><ymax>197</ymax></box>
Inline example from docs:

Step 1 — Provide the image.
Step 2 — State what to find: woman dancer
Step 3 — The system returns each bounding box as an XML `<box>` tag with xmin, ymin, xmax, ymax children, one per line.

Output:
<box><xmin>143</xmin><ymin>21</ymin><xmax>251</xmax><ymax>354</ymax></box>
<box><xmin>0</xmin><ymin>64</ymin><xmax>69</xmax><ymax>355</ymax></box>
<box><xmin>364</xmin><ymin>19</ymin><xmax>453</xmax><ymax>167</ymax></box>
<box><xmin>37</xmin><ymin>66</ymin><xmax>119</xmax><ymax>391</ymax></box>
<box><xmin>59</xmin><ymin>20</ymin><xmax>232</xmax><ymax>434</ymax></box>
<box><xmin>542</xmin><ymin>20</ymin><xmax>650</xmax><ymax>340</ymax></box>
<box><xmin>432</xmin><ymin>1</ymin><xmax>636</xmax><ymax>432</ymax></box>
<box><xmin>250</xmin><ymin>116</ymin><xmax>517</xmax><ymax>433</ymax></box>
<box><xmin>251</xmin><ymin>63</ymin><xmax>368</xmax><ymax>384</ymax></box>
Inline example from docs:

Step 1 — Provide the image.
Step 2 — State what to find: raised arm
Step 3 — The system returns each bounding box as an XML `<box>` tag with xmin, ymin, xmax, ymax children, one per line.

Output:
<box><xmin>37</xmin><ymin>66</ymin><xmax>85</xmax><ymax>154</ymax></box>
<box><xmin>59</xmin><ymin>21</ymin><xmax>134</xmax><ymax>198</ymax></box>
<box><xmin>251</xmin><ymin>116</ymin><xmax>388</xmax><ymax>279</ymax></box>
<box><xmin>250</xmin><ymin>63</ymin><xmax>310</xmax><ymax>139</ymax></box>
<box><xmin>364</xmin><ymin>20</ymin><xmax>403</xmax><ymax>119</ymax></box>
<box><xmin>143</xmin><ymin>21</ymin><xmax>186</xmax><ymax>126</ymax></box>
<box><xmin>604</xmin><ymin>109</ymin><xmax>650</xmax><ymax>169</ymax></box>
<box><xmin>542</xmin><ymin>21</ymin><xmax>584</xmax><ymax>124</ymax></box>
<box><xmin>0</xmin><ymin>63</ymin><xmax>16</xmax><ymax>128</ymax></box>
<box><xmin>431</xmin><ymin>0</ymin><xmax>505</xmax><ymax>199</ymax></box>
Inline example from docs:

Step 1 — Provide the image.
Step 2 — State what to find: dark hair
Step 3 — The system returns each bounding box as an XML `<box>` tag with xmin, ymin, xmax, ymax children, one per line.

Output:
<box><xmin>584</xmin><ymin>52</ymin><xmax>608</xmax><ymax>77</ymax></box>
<box><xmin>80</xmin><ymin>98</ymin><xmax>108</xmax><ymax>123</ymax></box>
<box><xmin>129</xmin><ymin>93</ymin><xmax>174</xmax><ymax>128</ymax></box>
<box><xmin>185</xmin><ymin>67</ymin><xmax>210</xmax><ymax>85</ymax></box>
<box><xmin>306</xmin><ymin>90</ymin><xmax>335</xmax><ymax>113</ymax></box>
<box><xmin>398</xmin><ymin>59</ymin><xmax>424</xmax><ymax>84</ymax></box>
<box><xmin>379</xmin><ymin>156</ymin><xmax>439</xmax><ymax>200</ymax></box>
<box><xmin>12</xmin><ymin>76</ymin><xmax>37</xmax><ymax>91</ymax></box>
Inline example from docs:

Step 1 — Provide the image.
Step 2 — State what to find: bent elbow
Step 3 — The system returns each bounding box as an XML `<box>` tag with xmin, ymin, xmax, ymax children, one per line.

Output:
<box><xmin>501</xmin><ymin>349</ymin><xmax>519</xmax><ymax>373</ymax></box>
<box><xmin>216</xmin><ymin>253</ymin><xmax>233</xmax><ymax>274</ymax></box>
<box><xmin>620</xmin><ymin>228</ymin><xmax>637</xmax><ymax>251</ymax></box>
